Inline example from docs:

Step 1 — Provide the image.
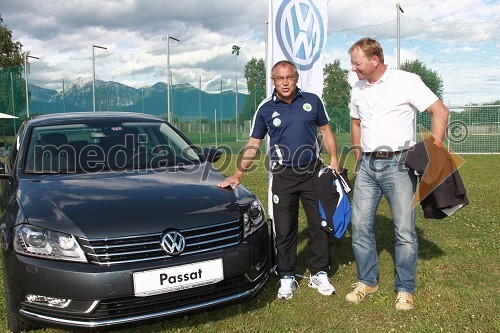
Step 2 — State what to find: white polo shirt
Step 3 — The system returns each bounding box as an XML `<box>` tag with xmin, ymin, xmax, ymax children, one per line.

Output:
<box><xmin>349</xmin><ymin>68</ymin><xmax>438</xmax><ymax>152</ymax></box>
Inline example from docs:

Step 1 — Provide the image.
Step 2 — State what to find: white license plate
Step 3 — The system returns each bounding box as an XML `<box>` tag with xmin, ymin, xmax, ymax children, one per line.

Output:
<box><xmin>133</xmin><ymin>258</ymin><xmax>224</xmax><ymax>297</ymax></box>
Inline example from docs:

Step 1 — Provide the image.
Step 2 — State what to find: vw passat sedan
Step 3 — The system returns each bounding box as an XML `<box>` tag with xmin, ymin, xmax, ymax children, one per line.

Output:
<box><xmin>0</xmin><ymin>112</ymin><xmax>270</xmax><ymax>332</ymax></box>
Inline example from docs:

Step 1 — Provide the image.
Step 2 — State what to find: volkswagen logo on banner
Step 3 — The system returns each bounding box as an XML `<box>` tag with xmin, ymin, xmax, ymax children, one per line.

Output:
<box><xmin>275</xmin><ymin>0</ymin><xmax>325</xmax><ymax>71</ymax></box>
<box><xmin>161</xmin><ymin>230</ymin><xmax>186</xmax><ymax>256</ymax></box>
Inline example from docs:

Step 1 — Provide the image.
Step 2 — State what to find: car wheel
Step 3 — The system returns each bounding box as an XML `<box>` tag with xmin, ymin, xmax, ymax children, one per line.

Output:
<box><xmin>2</xmin><ymin>267</ymin><xmax>35</xmax><ymax>333</ymax></box>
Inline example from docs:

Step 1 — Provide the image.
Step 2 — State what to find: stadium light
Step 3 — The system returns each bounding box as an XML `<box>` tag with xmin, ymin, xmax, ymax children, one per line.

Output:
<box><xmin>396</xmin><ymin>3</ymin><xmax>404</xmax><ymax>69</ymax></box>
<box><xmin>92</xmin><ymin>44</ymin><xmax>107</xmax><ymax>112</ymax></box>
<box><xmin>167</xmin><ymin>34</ymin><xmax>180</xmax><ymax>123</ymax></box>
<box><xmin>24</xmin><ymin>53</ymin><xmax>39</xmax><ymax>118</ymax></box>
<box><xmin>232</xmin><ymin>45</ymin><xmax>241</xmax><ymax>141</ymax></box>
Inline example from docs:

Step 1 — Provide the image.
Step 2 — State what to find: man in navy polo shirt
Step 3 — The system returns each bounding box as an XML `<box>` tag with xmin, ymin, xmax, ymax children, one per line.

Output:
<box><xmin>218</xmin><ymin>60</ymin><xmax>340</xmax><ymax>300</ymax></box>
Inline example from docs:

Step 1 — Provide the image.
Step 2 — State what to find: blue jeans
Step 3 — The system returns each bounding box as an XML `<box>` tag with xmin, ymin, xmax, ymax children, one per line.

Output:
<box><xmin>351</xmin><ymin>152</ymin><xmax>417</xmax><ymax>294</ymax></box>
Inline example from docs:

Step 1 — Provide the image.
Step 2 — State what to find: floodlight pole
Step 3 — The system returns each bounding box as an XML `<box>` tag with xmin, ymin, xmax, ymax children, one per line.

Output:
<box><xmin>62</xmin><ymin>79</ymin><xmax>66</xmax><ymax>113</ymax></box>
<box><xmin>396</xmin><ymin>3</ymin><xmax>404</xmax><ymax>69</ymax></box>
<box><xmin>199</xmin><ymin>76</ymin><xmax>202</xmax><ymax>143</ymax></box>
<box><xmin>214</xmin><ymin>109</ymin><xmax>218</xmax><ymax>147</ymax></box>
<box><xmin>92</xmin><ymin>44</ymin><xmax>107</xmax><ymax>112</ymax></box>
<box><xmin>167</xmin><ymin>34</ymin><xmax>180</xmax><ymax>123</ymax></box>
<box><xmin>10</xmin><ymin>73</ymin><xmax>16</xmax><ymax>130</ymax></box>
<box><xmin>232</xmin><ymin>45</ymin><xmax>241</xmax><ymax>141</ymax></box>
<box><xmin>24</xmin><ymin>53</ymin><xmax>39</xmax><ymax>118</ymax></box>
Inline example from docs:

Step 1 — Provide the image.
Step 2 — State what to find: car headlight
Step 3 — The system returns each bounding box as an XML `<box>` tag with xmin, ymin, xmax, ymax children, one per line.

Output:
<box><xmin>243</xmin><ymin>200</ymin><xmax>266</xmax><ymax>238</ymax></box>
<box><xmin>14</xmin><ymin>225</ymin><xmax>87</xmax><ymax>262</ymax></box>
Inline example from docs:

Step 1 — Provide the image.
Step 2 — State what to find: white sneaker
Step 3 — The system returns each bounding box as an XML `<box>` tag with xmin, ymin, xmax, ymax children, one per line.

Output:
<box><xmin>308</xmin><ymin>271</ymin><xmax>336</xmax><ymax>295</ymax></box>
<box><xmin>277</xmin><ymin>276</ymin><xmax>298</xmax><ymax>300</ymax></box>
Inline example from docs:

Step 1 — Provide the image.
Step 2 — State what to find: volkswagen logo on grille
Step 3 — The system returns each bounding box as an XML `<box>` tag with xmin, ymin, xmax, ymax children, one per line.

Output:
<box><xmin>161</xmin><ymin>230</ymin><xmax>186</xmax><ymax>256</ymax></box>
<box><xmin>275</xmin><ymin>0</ymin><xmax>326</xmax><ymax>70</ymax></box>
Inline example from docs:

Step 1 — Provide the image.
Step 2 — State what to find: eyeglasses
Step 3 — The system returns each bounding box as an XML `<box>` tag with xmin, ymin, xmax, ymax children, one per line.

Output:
<box><xmin>272</xmin><ymin>75</ymin><xmax>297</xmax><ymax>84</ymax></box>
<box><xmin>351</xmin><ymin>58</ymin><xmax>370</xmax><ymax>69</ymax></box>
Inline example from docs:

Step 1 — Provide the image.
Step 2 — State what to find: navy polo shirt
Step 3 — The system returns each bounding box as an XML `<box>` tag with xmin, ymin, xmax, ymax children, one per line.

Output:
<box><xmin>250</xmin><ymin>88</ymin><xmax>330</xmax><ymax>167</ymax></box>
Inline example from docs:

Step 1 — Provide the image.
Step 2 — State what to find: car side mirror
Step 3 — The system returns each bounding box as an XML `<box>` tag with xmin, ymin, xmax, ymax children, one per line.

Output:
<box><xmin>204</xmin><ymin>147</ymin><xmax>222</xmax><ymax>163</ymax></box>
<box><xmin>0</xmin><ymin>162</ymin><xmax>12</xmax><ymax>180</ymax></box>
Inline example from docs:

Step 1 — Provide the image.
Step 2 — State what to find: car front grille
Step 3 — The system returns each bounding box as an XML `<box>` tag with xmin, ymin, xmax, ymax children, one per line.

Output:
<box><xmin>93</xmin><ymin>273</ymin><xmax>263</xmax><ymax>319</ymax></box>
<box><xmin>78</xmin><ymin>220</ymin><xmax>243</xmax><ymax>265</ymax></box>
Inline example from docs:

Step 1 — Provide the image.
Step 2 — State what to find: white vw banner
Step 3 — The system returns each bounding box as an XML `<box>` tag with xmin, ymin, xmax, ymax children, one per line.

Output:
<box><xmin>266</xmin><ymin>0</ymin><xmax>328</xmax><ymax>223</ymax></box>
<box><xmin>266</xmin><ymin>0</ymin><xmax>328</xmax><ymax>97</ymax></box>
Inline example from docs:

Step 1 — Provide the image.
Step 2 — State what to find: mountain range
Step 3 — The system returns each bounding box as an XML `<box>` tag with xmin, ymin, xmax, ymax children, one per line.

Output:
<box><xmin>28</xmin><ymin>78</ymin><xmax>247</xmax><ymax>121</ymax></box>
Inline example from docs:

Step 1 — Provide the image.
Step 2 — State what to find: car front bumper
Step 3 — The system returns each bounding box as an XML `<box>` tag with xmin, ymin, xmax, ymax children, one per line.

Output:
<box><xmin>5</xmin><ymin>225</ymin><xmax>270</xmax><ymax>329</ymax></box>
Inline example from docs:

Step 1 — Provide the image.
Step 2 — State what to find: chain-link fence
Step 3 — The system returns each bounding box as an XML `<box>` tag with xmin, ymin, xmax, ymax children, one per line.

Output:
<box><xmin>418</xmin><ymin>104</ymin><xmax>500</xmax><ymax>154</ymax></box>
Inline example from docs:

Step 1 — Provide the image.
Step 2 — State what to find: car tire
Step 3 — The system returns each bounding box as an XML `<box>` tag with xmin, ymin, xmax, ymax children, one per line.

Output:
<box><xmin>3</xmin><ymin>266</ymin><xmax>35</xmax><ymax>333</ymax></box>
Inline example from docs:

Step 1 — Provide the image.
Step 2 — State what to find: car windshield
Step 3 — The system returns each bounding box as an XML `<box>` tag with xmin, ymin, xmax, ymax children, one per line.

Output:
<box><xmin>23</xmin><ymin>121</ymin><xmax>202</xmax><ymax>174</ymax></box>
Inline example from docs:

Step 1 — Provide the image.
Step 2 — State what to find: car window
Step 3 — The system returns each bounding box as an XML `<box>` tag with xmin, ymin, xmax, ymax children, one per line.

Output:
<box><xmin>23</xmin><ymin>121</ymin><xmax>202</xmax><ymax>174</ymax></box>
<box><xmin>7</xmin><ymin>122</ymin><xmax>26</xmax><ymax>172</ymax></box>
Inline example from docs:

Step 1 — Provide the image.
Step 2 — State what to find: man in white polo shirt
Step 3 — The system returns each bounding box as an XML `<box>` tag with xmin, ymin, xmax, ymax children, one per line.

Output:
<box><xmin>345</xmin><ymin>38</ymin><xmax>449</xmax><ymax>310</ymax></box>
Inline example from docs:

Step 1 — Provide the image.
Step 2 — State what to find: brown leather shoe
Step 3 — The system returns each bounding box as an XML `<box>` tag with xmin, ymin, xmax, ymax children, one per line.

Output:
<box><xmin>395</xmin><ymin>291</ymin><xmax>414</xmax><ymax>310</ymax></box>
<box><xmin>345</xmin><ymin>282</ymin><xmax>379</xmax><ymax>303</ymax></box>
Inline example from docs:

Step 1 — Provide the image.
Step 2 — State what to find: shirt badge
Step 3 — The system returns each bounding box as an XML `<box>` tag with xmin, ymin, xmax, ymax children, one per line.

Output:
<box><xmin>303</xmin><ymin>103</ymin><xmax>312</xmax><ymax>112</ymax></box>
<box><xmin>272</xmin><ymin>111</ymin><xmax>280</xmax><ymax>118</ymax></box>
<box><xmin>273</xmin><ymin>118</ymin><xmax>281</xmax><ymax>127</ymax></box>
<box><xmin>273</xmin><ymin>195</ymin><xmax>279</xmax><ymax>204</ymax></box>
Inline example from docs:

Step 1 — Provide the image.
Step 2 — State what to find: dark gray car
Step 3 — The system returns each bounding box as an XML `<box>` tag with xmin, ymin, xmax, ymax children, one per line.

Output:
<box><xmin>0</xmin><ymin>112</ymin><xmax>270</xmax><ymax>332</ymax></box>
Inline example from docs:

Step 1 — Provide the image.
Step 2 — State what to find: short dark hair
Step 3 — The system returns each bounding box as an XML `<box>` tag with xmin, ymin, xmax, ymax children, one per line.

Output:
<box><xmin>349</xmin><ymin>38</ymin><xmax>385</xmax><ymax>64</ymax></box>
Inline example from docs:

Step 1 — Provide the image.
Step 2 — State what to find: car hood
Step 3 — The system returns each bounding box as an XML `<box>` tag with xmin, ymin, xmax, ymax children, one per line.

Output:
<box><xmin>17</xmin><ymin>165</ymin><xmax>253</xmax><ymax>238</ymax></box>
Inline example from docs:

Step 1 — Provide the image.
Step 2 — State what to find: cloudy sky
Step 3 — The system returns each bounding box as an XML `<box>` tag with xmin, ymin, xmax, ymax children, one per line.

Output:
<box><xmin>1</xmin><ymin>0</ymin><xmax>499</xmax><ymax>105</ymax></box>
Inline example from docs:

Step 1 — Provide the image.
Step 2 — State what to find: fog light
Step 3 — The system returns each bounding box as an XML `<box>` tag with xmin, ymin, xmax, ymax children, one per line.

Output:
<box><xmin>25</xmin><ymin>294</ymin><xmax>71</xmax><ymax>308</ymax></box>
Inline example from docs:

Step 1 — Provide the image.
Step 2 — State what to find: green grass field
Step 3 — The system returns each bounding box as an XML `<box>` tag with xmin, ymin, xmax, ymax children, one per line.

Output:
<box><xmin>0</xmin><ymin>146</ymin><xmax>498</xmax><ymax>332</ymax></box>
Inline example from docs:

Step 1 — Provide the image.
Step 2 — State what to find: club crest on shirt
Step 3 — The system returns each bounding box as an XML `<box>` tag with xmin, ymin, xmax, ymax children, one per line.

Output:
<box><xmin>272</xmin><ymin>111</ymin><xmax>280</xmax><ymax>118</ymax></box>
<box><xmin>273</xmin><ymin>118</ymin><xmax>281</xmax><ymax>127</ymax></box>
<box><xmin>303</xmin><ymin>103</ymin><xmax>312</xmax><ymax>112</ymax></box>
<box><xmin>273</xmin><ymin>195</ymin><xmax>279</xmax><ymax>204</ymax></box>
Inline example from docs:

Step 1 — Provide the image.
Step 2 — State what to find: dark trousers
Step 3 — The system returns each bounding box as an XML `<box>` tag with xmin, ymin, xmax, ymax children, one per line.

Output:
<box><xmin>271</xmin><ymin>160</ymin><xmax>330</xmax><ymax>277</ymax></box>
